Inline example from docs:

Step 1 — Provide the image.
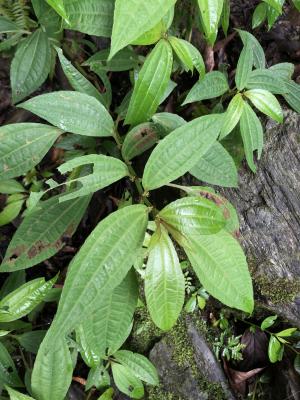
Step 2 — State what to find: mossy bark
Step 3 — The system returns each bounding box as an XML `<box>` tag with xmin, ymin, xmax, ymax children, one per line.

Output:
<box><xmin>218</xmin><ymin>110</ymin><xmax>300</xmax><ymax>326</ymax></box>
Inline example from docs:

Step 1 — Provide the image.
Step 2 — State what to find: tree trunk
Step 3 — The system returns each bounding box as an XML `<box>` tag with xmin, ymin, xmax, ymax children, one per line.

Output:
<box><xmin>220</xmin><ymin>110</ymin><xmax>300</xmax><ymax>326</ymax></box>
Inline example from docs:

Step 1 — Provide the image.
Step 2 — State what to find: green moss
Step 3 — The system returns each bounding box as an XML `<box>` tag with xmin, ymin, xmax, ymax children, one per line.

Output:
<box><xmin>147</xmin><ymin>381</ymin><xmax>224</xmax><ymax>400</ymax></box>
<box><xmin>165</xmin><ymin>316</ymin><xmax>198</xmax><ymax>375</ymax></box>
<box><xmin>255</xmin><ymin>275</ymin><xmax>300</xmax><ymax>304</ymax></box>
<box><xmin>163</xmin><ymin>314</ymin><xmax>227</xmax><ymax>400</ymax></box>
<box><xmin>201</xmin><ymin>382</ymin><xmax>227</xmax><ymax>400</ymax></box>
<box><xmin>191</xmin><ymin>315</ymin><xmax>216</xmax><ymax>346</ymax></box>
<box><xmin>147</xmin><ymin>386</ymin><xmax>183</xmax><ymax>400</ymax></box>
<box><xmin>131</xmin><ymin>310</ymin><xmax>227</xmax><ymax>399</ymax></box>
<box><xmin>130</xmin><ymin>308</ymin><xmax>162</xmax><ymax>353</ymax></box>
<box><xmin>248</xmin><ymin>259</ymin><xmax>300</xmax><ymax>305</ymax></box>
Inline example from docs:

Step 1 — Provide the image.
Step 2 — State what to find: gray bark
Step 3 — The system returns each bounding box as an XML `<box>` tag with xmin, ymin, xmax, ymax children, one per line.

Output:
<box><xmin>221</xmin><ymin>110</ymin><xmax>300</xmax><ymax>326</ymax></box>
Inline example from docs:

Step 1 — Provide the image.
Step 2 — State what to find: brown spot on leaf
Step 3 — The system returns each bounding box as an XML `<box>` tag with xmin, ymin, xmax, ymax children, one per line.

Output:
<box><xmin>135</xmin><ymin>128</ymin><xmax>159</xmax><ymax>150</ymax></box>
<box><xmin>64</xmin><ymin>223</ymin><xmax>76</xmax><ymax>237</ymax></box>
<box><xmin>6</xmin><ymin>245</ymin><xmax>27</xmax><ymax>263</ymax></box>
<box><xmin>27</xmin><ymin>239</ymin><xmax>63</xmax><ymax>259</ymax></box>
<box><xmin>222</xmin><ymin>205</ymin><xmax>231</xmax><ymax>220</ymax></box>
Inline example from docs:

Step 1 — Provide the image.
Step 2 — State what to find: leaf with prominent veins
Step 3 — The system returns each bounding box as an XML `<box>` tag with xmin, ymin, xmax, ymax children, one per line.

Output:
<box><xmin>47</xmin><ymin>205</ymin><xmax>148</xmax><ymax>342</ymax></box>
<box><xmin>145</xmin><ymin>225</ymin><xmax>185</xmax><ymax>330</ymax></box>
<box><xmin>110</xmin><ymin>0</ymin><xmax>177</xmax><ymax>58</ymax></box>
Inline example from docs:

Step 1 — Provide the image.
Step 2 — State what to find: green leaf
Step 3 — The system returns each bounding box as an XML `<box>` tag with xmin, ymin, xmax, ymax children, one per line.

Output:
<box><xmin>5</xmin><ymin>386</ymin><xmax>34</xmax><ymax>400</ymax></box>
<box><xmin>0</xmin><ymin>123</ymin><xmax>61</xmax><ymax>181</ymax></box>
<box><xmin>183</xmin><ymin>71</ymin><xmax>229</xmax><ymax>104</ymax></box>
<box><xmin>266</xmin><ymin>4</ymin><xmax>280</xmax><ymax>29</ymax></box>
<box><xmin>63</xmin><ymin>0</ymin><xmax>115</xmax><ymax>37</ymax></box>
<box><xmin>190</xmin><ymin>142</ymin><xmax>238</xmax><ymax>187</ymax></box>
<box><xmin>46</xmin><ymin>0</ymin><xmax>69</xmax><ymax>23</ymax></box>
<box><xmin>269</xmin><ymin>63</ymin><xmax>294</xmax><ymax>80</ymax></box>
<box><xmin>145</xmin><ymin>226</ymin><xmax>185</xmax><ymax>331</ymax></box>
<box><xmin>0</xmin><ymin>199</ymin><xmax>24</xmax><ymax>227</ymax></box>
<box><xmin>111</xmin><ymin>363</ymin><xmax>144</xmax><ymax>399</ymax></box>
<box><xmin>0</xmin><ymin>330</ymin><xmax>10</xmax><ymax>337</ymax></box>
<box><xmin>32</xmin><ymin>0</ymin><xmax>62</xmax><ymax>39</ymax></box>
<box><xmin>0</xmin><ymin>271</ymin><xmax>25</xmax><ymax>299</ymax></box>
<box><xmin>84</xmin><ymin>48</ymin><xmax>139</xmax><ymax>72</ymax></box>
<box><xmin>1</xmin><ymin>194</ymin><xmax>90</xmax><ymax>272</ymax></box>
<box><xmin>76</xmin><ymin>270</ymin><xmax>138</xmax><ymax>367</ymax></box>
<box><xmin>0</xmin><ymin>276</ymin><xmax>57</xmax><ymax>322</ymax></box>
<box><xmin>57</xmin><ymin>155</ymin><xmax>129</xmax><ymax>201</ymax></box>
<box><xmin>239</xmin><ymin>102</ymin><xmax>264</xmax><ymax>172</ymax></box>
<box><xmin>186</xmin><ymin>186</ymin><xmax>240</xmax><ymax>235</ymax></box>
<box><xmin>19</xmin><ymin>91</ymin><xmax>114</xmax><ymax>137</ymax></box>
<box><xmin>261</xmin><ymin>315</ymin><xmax>277</xmax><ymax>330</ymax></box>
<box><xmin>161</xmin><ymin>7</ymin><xmax>175</xmax><ymax>31</ymax></box>
<box><xmin>169</xmin><ymin>36</ymin><xmax>193</xmax><ymax>71</ymax></box>
<box><xmin>98</xmin><ymin>388</ymin><xmax>114</xmax><ymax>400</ymax></box>
<box><xmin>184</xmin><ymin>296</ymin><xmax>197</xmax><ymax>313</ymax></box>
<box><xmin>159</xmin><ymin>196</ymin><xmax>226</xmax><ymax>236</ymax></box>
<box><xmin>48</xmin><ymin>205</ymin><xmax>148</xmax><ymax>342</ymax></box>
<box><xmin>114</xmin><ymin>350</ymin><xmax>159</xmax><ymax>385</ymax></box>
<box><xmin>252</xmin><ymin>3</ymin><xmax>267</xmax><ymax>28</ymax></box>
<box><xmin>17</xmin><ymin>330</ymin><xmax>46</xmax><ymax>354</ymax></box>
<box><xmin>221</xmin><ymin>0</ymin><xmax>230</xmax><ymax>36</ymax></box>
<box><xmin>0</xmin><ymin>321</ymin><xmax>31</xmax><ymax>332</ymax></box>
<box><xmin>0</xmin><ymin>180</ymin><xmax>24</xmax><ymax>195</ymax></box>
<box><xmin>125</xmin><ymin>40</ymin><xmax>173</xmax><ymax>126</ymax></box>
<box><xmin>184</xmin><ymin>41</ymin><xmax>206</xmax><ymax>77</ymax></box>
<box><xmin>238</xmin><ymin>30</ymin><xmax>266</xmax><ymax>69</ymax></box>
<box><xmin>244</xmin><ymin>89</ymin><xmax>283</xmax><ymax>123</ymax></box>
<box><xmin>10</xmin><ymin>29</ymin><xmax>51</xmax><ymax>104</ymax></box>
<box><xmin>292</xmin><ymin>0</ymin><xmax>300</xmax><ymax>11</ymax></box>
<box><xmin>0</xmin><ymin>34</ymin><xmax>22</xmax><ymax>53</ymax></box>
<box><xmin>43</xmin><ymin>288</ymin><xmax>61</xmax><ymax>303</ymax></box>
<box><xmin>197</xmin><ymin>0</ymin><xmax>224</xmax><ymax>45</ymax></box>
<box><xmin>246</xmin><ymin>69</ymin><xmax>287</xmax><ymax>94</ymax></box>
<box><xmin>122</xmin><ymin>123</ymin><xmax>163</xmax><ymax>161</ymax></box>
<box><xmin>276</xmin><ymin>328</ymin><xmax>297</xmax><ymax>337</ymax></box>
<box><xmin>263</xmin><ymin>0</ymin><xmax>283</xmax><ymax>13</ymax></box>
<box><xmin>131</xmin><ymin>20</ymin><xmax>164</xmax><ymax>46</ymax></box>
<box><xmin>110</xmin><ymin>0</ymin><xmax>176</xmax><ymax>58</ymax></box>
<box><xmin>152</xmin><ymin>113</ymin><xmax>186</xmax><ymax>135</ymax></box>
<box><xmin>55</xmin><ymin>47</ymin><xmax>106</xmax><ymax>105</ymax></box>
<box><xmin>183</xmin><ymin>230</ymin><xmax>254</xmax><ymax>313</ymax></box>
<box><xmin>0</xmin><ymin>342</ymin><xmax>23</xmax><ymax>387</ymax></box>
<box><xmin>294</xmin><ymin>354</ymin><xmax>300</xmax><ymax>374</ymax></box>
<box><xmin>220</xmin><ymin>93</ymin><xmax>245</xmax><ymax>139</ymax></box>
<box><xmin>235</xmin><ymin>39</ymin><xmax>253</xmax><ymax>91</ymax></box>
<box><xmin>86</xmin><ymin>365</ymin><xmax>110</xmax><ymax>390</ymax></box>
<box><xmin>0</xmin><ymin>17</ymin><xmax>20</xmax><ymax>33</ymax></box>
<box><xmin>31</xmin><ymin>337</ymin><xmax>73</xmax><ymax>400</ymax></box>
<box><xmin>282</xmin><ymin>80</ymin><xmax>300</xmax><ymax>113</ymax></box>
<box><xmin>160</xmin><ymin>80</ymin><xmax>177</xmax><ymax>104</ymax></box>
<box><xmin>268</xmin><ymin>335</ymin><xmax>283</xmax><ymax>363</ymax></box>
<box><xmin>142</xmin><ymin>114</ymin><xmax>223</xmax><ymax>190</ymax></box>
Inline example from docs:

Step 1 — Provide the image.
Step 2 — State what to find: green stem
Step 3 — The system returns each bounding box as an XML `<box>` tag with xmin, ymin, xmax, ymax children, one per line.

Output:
<box><xmin>251</xmin><ymin>377</ymin><xmax>259</xmax><ymax>400</ymax></box>
<box><xmin>126</xmin><ymin>164</ymin><xmax>158</xmax><ymax>214</ymax></box>
<box><xmin>113</xmin><ymin>127</ymin><xmax>122</xmax><ymax>149</ymax></box>
<box><xmin>127</xmin><ymin>165</ymin><xmax>150</xmax><ymax>205</ymax></box>
<box><xmin>85</xmin><ymin>390</ymin><xmax>93</xmax><ymax>400</ymax></box>
<box><xmin>19</xmin><ymin>345</ymin><xmax>30</xmax><ymax>370</ymax></box>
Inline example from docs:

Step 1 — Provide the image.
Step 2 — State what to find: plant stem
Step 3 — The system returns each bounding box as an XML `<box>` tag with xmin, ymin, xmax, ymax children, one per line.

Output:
<box><xmin>19</xmin><ymin>345</ymin><xmax>30</xmax><ymax>370</ymax></box>
<box><xmin>251</xmin><ymin>378</ymin><xmax>259</xmax><ymax>400</ymax></box>
<box><xmin>113</xmin><ymin>127</ymin><xmax>122</xmax><ymax>149</ymax></box>
<box><xmin>127</xmin><ymin>164</ymin><xmax>152</xmax><ymax>206</ymax></box>
<box><xmin>85</xmin><ymin>390</ymin><xmax>93</xmax><ymax>400</ymax></box>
